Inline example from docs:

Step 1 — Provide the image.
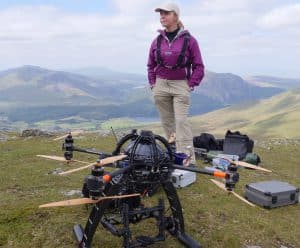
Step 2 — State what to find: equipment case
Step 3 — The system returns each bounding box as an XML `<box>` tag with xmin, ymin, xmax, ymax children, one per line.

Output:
<box><xmin>245</xmin><ymin>181</ymin><xmax>299</xmax><ymax>209</ymax></box>
<box><xmin>171</xmin><ymin>169</ymin><xmax>196</xmax><ymax>188</ymax></box>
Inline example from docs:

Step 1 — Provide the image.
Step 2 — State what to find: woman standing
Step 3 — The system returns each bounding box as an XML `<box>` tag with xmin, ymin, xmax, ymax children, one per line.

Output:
<box><xmin>147</xmin><ymin>2</ymin><xmax>205</xmax><ymax>165</ymax></box>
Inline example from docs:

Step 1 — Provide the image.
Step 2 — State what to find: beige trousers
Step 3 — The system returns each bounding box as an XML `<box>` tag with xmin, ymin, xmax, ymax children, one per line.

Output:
<box><xmin>153</xmin><ymin>78</ymin><xmax>196</xmax><ymax>164</ymax></box>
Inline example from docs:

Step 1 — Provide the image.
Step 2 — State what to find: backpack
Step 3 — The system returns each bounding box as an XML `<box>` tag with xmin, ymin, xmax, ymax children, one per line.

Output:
<box><xmin>223</xmin><ymin>130</ymin><xmax>254</xmax><ymax>160</ymax></box>
<box><xmin>243</xmin><ymin>153</ymin><xmax>261</xmax><ymax>165</ymax></box>
<box><xmin>193</xmin><ymin>133</ymin><xmax>220</xmax><ymax>151</ymax></box>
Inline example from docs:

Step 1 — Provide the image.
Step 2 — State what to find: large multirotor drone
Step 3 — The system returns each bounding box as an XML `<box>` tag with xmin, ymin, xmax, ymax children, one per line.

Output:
<box><xmin>38</xmin><ymin>129</ymin><xmax>271</xmax><ymax>247</ymax></box>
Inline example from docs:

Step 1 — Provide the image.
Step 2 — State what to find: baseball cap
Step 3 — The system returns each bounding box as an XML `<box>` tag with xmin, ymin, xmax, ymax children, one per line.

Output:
<box><xmin>155</xmin><ymin>3</ymin><xmax>180</xmax><ymax>16</ymax></box>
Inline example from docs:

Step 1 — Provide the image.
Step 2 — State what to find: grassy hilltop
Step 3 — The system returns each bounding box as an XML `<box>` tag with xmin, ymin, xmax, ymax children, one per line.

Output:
<box><xmin>0</xmin><ymin>133</ymin><xmax>299</xmax><ymax>248</ymax></box>
<box><xmin>188</xmin><ymin>89</ymin><xmax>300</xmax><ymax>138</ymax></box>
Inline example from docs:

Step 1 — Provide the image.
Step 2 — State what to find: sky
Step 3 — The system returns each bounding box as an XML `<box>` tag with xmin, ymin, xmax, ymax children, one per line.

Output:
<box><xmin>0</xmin><ymin>0</ymin><xmax>299</xmax><ymax>78</ymax></box>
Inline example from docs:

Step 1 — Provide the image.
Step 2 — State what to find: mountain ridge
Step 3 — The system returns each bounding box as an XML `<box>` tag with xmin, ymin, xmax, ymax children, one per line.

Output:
<box><xmin>0</xmin><ymin>65</ymin><xmax>294</xmax><ymax>131</ymax></box>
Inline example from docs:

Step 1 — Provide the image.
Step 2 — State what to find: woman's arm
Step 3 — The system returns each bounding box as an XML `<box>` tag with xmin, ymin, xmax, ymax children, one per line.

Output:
<box><xmin>147</xmin><ymin>40</ymin><xmax>157</xmax><ymax>87</ymax></box>
<box><xmin>188</xmin><ymin>38</ymin><xmax>205</xmax><ymax>88</ymax></box>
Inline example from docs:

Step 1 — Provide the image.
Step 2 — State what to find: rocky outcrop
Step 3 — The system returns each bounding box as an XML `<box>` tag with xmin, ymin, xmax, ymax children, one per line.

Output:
<box><xmin>21</xmin><ymin>129</ymin><xmax>53</xmax><ymax>137</ymax></box>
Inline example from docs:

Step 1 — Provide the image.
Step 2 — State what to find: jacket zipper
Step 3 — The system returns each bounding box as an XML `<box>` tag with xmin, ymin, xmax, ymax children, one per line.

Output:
<box><xmin>164</xmin><ymin>29</ymin><xmax>186</xmax><ymax>48</ymax></box>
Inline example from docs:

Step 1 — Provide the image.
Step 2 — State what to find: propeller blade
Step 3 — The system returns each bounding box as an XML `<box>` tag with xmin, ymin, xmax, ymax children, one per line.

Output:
<box><xmin>99</xmin><ymin>154</ymin><xmax>127</xmax><ymax>165</ymax></box>
<box><xmin>36</xmin><ymin>155</ymin><xmax>90</xmax><ymax>164</ymax></box>
<box><xmin>39</xmin><ymin>193</ymin><xmax>141</xmax><ymax>208</ymax></box>
<box><xmin>210</xmin><ymin>179</ymin><xmax>255</xmax><ymax>207</ymax></box>
<box><xmin>59</xmin><ymin>154</ymin><xmax>127</xmax><ymax>175</ymax></box>
<box><xmin>58</xmin><ymin>162</ymin><xmax>98</xmax><ymax>175</ymax></box>
<box><xmin>53</xmin><ymin>130</ymin><xmax>84</xmax><ymax>141</ymax></box>
<box><xmin>213</xmin><ymin>155</ymin><xmax>272</xmax><ymax>173</ymax></box>
<box><xmin>232</xmin><ymin>160</ymin><xmax>272</xmax><ymax>173</ymax></box>
<box><xmin>37</xmin><ymin>155</ymin><xmax>68</xmax><ymax>162</ymax></box>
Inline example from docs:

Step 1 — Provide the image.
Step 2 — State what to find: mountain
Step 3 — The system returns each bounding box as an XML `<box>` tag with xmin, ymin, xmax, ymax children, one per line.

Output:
<box><xmin>67</xmin><ymin>66</ymin><xmax>147</xmax><ymax>84</ymax></box>
<box><xmin>0</xmin><ymin>65</ymin><xmax>143</xmax><ymax>108</ymax></box>
<box><xmin>0</xmin><ymin>65</ymin><xmax>287</xmax><ymax>128</ymax></box>
<box><xmin>195</xmin><ymin>71</ymin><xmax>283</xmax><ymax>104</ymax></box>
<box><xmin>0</xmin><ymin>65</ymin><xmax>284</xmax><ymax>107</ymax></box>
<box><xmin>244</xmin><ymin>75</ymin><xmax>300</xmax><ymax>89</ymax></box>
<box><xmin>189</xmin><ymin>89</ymin><xmax>300</xmax><ymax>138</ymax></box>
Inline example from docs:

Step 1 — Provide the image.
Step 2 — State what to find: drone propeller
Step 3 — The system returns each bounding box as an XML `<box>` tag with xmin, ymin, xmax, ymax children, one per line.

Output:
<box><xmin>209</xmin><ymin>154</ymin><xmax>272</xmax><ymax>173</ymax></box>
<box><xmin>39</xmin><ymin>193</ymin><xmax>141</xmax><ymax>208</ymax></box>
<box><xmin>36</xmin><ymin>155</ymin><xmax>90</xmax><ymax>164</ymax></box>
<box><xmin>58</xmin><ymin>154</ymin><xmax>127</xmax><ymax>175</ymax></box>
<box><xmin>226</xmin><ymin>159</ymin><xmax>272</xmax><ymax>172</ymax></box>
<box><xmin>210</xmin><ymin>179</ymin><xmax>255</xmax><ymax>207</ymax></box>
<box><xmin>53</xmin><ymin>130</ymin><xmax>84</xmax><ymax>141</ymax></box>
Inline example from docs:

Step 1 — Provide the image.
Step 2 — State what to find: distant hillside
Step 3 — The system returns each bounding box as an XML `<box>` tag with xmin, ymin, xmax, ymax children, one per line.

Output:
<box><xmin>0</xmin><ymin>65</ymin><xmax>288</xmax><ymax>130</ymax></box>
<box><xmin>195</xmin><ymin>71</ymin><xmax>283</xmax><ymax>104</ymax></box>
<box><xmin>0</xmin><ymin>65</ymin><xmax>143</xmax><ymax>108</ymax></box>
<box><xmin>245</xmin><ymin>75</ymin><xmax>300</xmax><ymax>89</ymax></box>
<box><xmin>189</xmin><ymin>89</ymin><xmax>300</xmax><ymax>138</ymax></box>
<box><xmin>0</xmin><ymin>65</ymin><xmax>283</xmax><ymax>108</ymax></box>
<box><xmin>67</xmin><ymin>66</ymin><xmax>147</xmax><ymax>83</ymax></box>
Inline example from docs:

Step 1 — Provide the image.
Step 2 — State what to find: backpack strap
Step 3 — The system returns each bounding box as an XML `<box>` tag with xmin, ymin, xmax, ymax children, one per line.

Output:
<box><xmin>156</xmin><ymin>33</ymin><xmax>191</xmax><ymax>70</ymax></box>
<box><xmin>156</xmin><ymin>34</ymin><xmax>163</xmax><ymax>67</ymax></box>
<box><xmin>174</xmin><ymin>33</ymin><xmax>190</xmax><ymax>69</ymax></box>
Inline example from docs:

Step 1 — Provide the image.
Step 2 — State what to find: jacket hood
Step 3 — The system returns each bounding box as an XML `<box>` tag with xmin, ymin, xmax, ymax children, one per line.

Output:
<box><xmin>157</xmin><ymin>27</ymin><xmax>189</xmax><ymax>40</ymax></box>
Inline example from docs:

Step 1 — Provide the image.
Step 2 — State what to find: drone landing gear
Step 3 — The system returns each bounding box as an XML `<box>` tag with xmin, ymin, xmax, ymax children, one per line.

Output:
<box><xmin>74</xmin><ymin>181</ymin><xmax>201</xmax><ymax>248</ymax></box>
<box><xmin>75</xmin><ymin>198</ymin><xmax>166</xmax><ymax>248</ymax></box>
<box><xmin>162</xmin><ymin>180</ymin><xmax>201</xmax><ymax>248</ymax></box>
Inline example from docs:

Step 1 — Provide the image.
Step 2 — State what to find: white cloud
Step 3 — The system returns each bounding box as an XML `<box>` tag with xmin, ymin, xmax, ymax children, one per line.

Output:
<box><xmin>0</xmin><ymin>1</ymin><xmax>299</xmax><ymax>77</ymax></box>
<box><xmin>258</xmin><ymin>3</ymin><xmax>300</xmax><ymax>29</ymax></box>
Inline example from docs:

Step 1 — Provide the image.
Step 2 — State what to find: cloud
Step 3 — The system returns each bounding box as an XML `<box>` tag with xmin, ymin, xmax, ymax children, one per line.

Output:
<box><xmin>258</xmin><ymin>3</ymin><xmax>300</xmax><ymax>29</ymax></box>
<box><xmin>0</xmin><ymin>0</ymin><xmax>299</xmax><ymax>77</ymax></box>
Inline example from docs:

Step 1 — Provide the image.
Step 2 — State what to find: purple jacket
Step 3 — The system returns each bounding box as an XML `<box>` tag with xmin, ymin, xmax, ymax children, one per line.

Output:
<box><xmin>147</xmin><ymin>28</ymin><xmax>205</xmax><ymax>88</ymax></box>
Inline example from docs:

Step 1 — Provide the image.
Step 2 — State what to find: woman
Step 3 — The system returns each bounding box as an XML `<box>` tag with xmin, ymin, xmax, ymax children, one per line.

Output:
<box><xmin>147</xmin><ymin>2</ymin><xmax>205</xmax><ymax>165</ymax></box>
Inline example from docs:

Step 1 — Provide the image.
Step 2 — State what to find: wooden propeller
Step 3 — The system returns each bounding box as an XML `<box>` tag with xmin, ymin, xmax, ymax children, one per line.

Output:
<box><xmin>210</xmin><ymin>179</ymin><xmax>255</xmax><ymax>207</ymax></box>
<box><xmin>39</xmin><ymin>193</ymin><xmax>141</xmax><ymax>208</ymax></box>
<box><xmin>53</xmin><ymin>130</ymin><xmax>84</xmax><ymax>141</ymax></box>
<box><xmin>59</xmin><ymin>154</ymin><xmax>127</xmax><ymax>175</ymax></box>
<box><xmin>36</xmin><ymin>155</ymin><xmax>90</xmax><ymax>164</ymax></box>
<box><xmin>226</xmin><ymin>159</ymin><xmax>272</xmax><ymax>172</ymax></box>
<box><xmin>210</xmin><ymin>154</ymin><xmax>272</xmax><ymax>173</ymax></box>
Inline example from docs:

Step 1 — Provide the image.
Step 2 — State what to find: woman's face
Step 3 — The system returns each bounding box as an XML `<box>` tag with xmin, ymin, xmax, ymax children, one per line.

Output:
<box><xmin>160</xmin><ymin>10</ymin><xmax>178</xmax><ymax>28</ymax></box>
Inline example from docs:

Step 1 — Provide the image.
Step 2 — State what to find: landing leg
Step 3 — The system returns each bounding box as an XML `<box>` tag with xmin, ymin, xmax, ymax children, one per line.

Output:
<box><xmin>162</xmin><ymin>180</ymin><xmax>201</xmax><ymax>248</ymax></box>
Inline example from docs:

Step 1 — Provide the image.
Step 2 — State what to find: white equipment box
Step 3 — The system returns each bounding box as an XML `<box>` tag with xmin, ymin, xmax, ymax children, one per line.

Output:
<box><xmin>171</xmin><ymin>169</ymin><xmax>196</xmax><ymax>188</ymax></box>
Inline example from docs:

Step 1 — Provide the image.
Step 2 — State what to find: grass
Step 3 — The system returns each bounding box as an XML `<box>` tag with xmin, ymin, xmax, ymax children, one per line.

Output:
<box><xmin>0</xmin><ymin>133</ymin><xmax>300</xmax><ymax>248</ymax></box>
<box><xmin>100</xmin><ymin>118</ymin><xmax>145</xmax><ymax>130</ymax></box>
<box><xmin>187</xmin><ymin>90</ymin><xmax>300</xmax><ymax>138</ymax></box>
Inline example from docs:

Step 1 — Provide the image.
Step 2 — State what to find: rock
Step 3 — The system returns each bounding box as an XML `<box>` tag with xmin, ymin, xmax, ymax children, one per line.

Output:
<box><xmin>0</xmin><ymin>134</ymin><xmax>8</xmax><ymax>142</ymax></box>
<box><xmin>21</xmin><ymin>129</ymin><xmax>53</xmax><ymax>137</ymax></box>
<box><xmin>50</xmin><ymin>168</ymin><xmax>64</xmax><ymax>175</ymax></box>
<box><xmin>61</xmin><ymin>190</ymin><xmax>82</xmax><ymax>197</ymax></box>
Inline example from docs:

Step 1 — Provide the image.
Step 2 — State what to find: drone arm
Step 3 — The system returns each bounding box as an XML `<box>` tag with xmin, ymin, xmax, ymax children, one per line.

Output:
<box><xmin>171</xmin><ymin>164</ymin><xmax>228</xmax><ymax>179</ymax></box>
<box><xmin>62</xmin><ymin>134</ymin><xmax>111</xmax><ymax>159</ymax></box>
<box><xmin>72</xmin><ymin>146</ymin><xmax>110</xmax><ymax>157</ymax></box>
<box><xmin>171</xmin><ymin>164</ymin><xmax>239</xmax><ymax>191</ymax></box>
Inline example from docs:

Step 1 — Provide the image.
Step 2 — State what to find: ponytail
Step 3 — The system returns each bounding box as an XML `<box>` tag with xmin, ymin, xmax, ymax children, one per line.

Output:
<box><xmin>177</xmin><ymin>20</ymin><xmax>184</xmax><ymax>29</ymax></box>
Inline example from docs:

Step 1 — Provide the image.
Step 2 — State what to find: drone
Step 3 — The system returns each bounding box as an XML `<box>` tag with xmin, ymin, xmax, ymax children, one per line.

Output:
<box><xmin>37</xmin><ymin>129</ymin><xmax>272</xmax><ymax>248</ymax></box>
